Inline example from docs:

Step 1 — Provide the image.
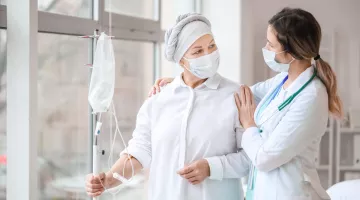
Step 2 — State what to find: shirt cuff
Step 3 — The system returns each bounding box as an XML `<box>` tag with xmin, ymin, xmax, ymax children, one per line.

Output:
<box><xmin>241</xmin><ymin>127</ymin><xmax>264</xmax><ymax>164</ymax></box>
<box><xmin>204</xmin><ymin>156</ymin><xmax>224</xmax><ymax>181</ymax></box>
<box><xmin>120</xmin><ymin>147</ymin><xmax>151</xmax><ymax>169</ymax></box>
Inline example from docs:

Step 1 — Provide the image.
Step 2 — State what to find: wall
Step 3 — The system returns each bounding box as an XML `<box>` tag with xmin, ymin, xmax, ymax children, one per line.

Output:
<box><xmin>202</xmin><ymin>0</ymin><xmax>254</xmax><ymax>84</ymax></box>
<box><xmin>251</xmin><ymin>0</ymin><xmax>360</xmax><ymax>110</ymax></box>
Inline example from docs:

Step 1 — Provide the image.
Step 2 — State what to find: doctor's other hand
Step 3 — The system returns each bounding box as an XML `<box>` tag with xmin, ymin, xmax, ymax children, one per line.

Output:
<box><xmin>148</xmin><ymin>77</ymin><xmax>175</xmax><ymax>97</ymax></box>
<box><xmin>177</xmin><ymin>159</ymin><xmax>210</xmax><ymax>185</ymax></box>
<box><xmin>85</xmin><ymin>172</ymin><xmax>108</xmax><ymax>197</ymax></box>
<box><xmin>235</xmin><ymin>85</ymin><xmax>257</xmax><ymax>129</ymax></box>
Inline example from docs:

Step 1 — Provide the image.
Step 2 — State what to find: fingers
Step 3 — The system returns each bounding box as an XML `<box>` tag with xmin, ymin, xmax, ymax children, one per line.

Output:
<box><xmin>148</xmin><ymin>87</ymin><xmax>156</xmax><ymax>97</ymax></box>
<box><xmin>154</xmin><ymin>83</ymin><xmax>161</xmax><ymax>93</ymax></box>
<box><xmin>244</xmin><ymin>86</ymin><xmax>252</xmax><ymax>105</ymax></box>
<box><xmin>86</xmin><ymin>182</ymin><xmax>103</xmax><ymax>190</ymax></box>
<box><xmin>182</xmin><ymin>171</ymin><xmax>197</xmax><ymax>179</ymax></box>
<box><xmin>234</xmin><ymin>93</ymin><xmax>241</xmax><ymax>110</ymax></box>
<box><xmin>86</xmin><ymin>186</ymin><xmax>104</xmax><ymax>194</ymax></box>
<box><xmin>191</xmin><ymin>180</ymin><xmax>201</xmax><ymax>185</ymax></box>
<box><xmin>159</xmin><ymin>79</ymin><xmax>168</xmax><ymax>87</ymax></box>
<box><xmin>239</xmin><ymin>86</ymin><xmax>246</xmax><ymax>106</ymax></box>
<box><xmin>87</xmin><ymin>190</ymin><xmax>104</xmax><ymax>197</ymax></box>
<box><xmin>85</xmin><ymin>174</ymin><xmax>105</xmax><ymax>197</ymax></box>
<box><xmin>177</xmin><ymin>165</ymin><xmax>194</xmax><ymax>175</ymax></box>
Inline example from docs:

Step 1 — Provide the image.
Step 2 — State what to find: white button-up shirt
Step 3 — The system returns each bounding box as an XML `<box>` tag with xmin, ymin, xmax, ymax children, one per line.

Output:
<box><xmin>125</xmin><ymin>73</ymin><xmax>250</xmax><ymax>200</ymax></box>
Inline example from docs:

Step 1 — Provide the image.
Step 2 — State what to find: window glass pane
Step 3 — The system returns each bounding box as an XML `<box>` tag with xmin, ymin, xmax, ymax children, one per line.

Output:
<box><xmin>0</xmin><ymin>29</ymin><xmax>6</xmax><ymax>200</ymax></box>
<box><xmin>38</xmin><ymin>33</ymin><xmax>90</xmax><ymax>199</ymax></box>
<box><xmin>161</xmin><ymin>0</ymin><xmax>177</xmax><ymax>29</ymax></box>
<box><xmin>105</xmin><ymin>0</ymin><xmax>154</xmax><ymax>20</ymax></box>
<box><xmin>38</xmin><ymin>0</ymin><xmax>91</xmax><ymax>19</ymax></box>
<box><xmin>97</xmin><ymin>40</ymin><xmax>154</xmax><ymax>200</ymax></box>
<box><xmin>160</xmin><ymin>43</ymin><xmax>182</xmax><ymax>77</ymax></box>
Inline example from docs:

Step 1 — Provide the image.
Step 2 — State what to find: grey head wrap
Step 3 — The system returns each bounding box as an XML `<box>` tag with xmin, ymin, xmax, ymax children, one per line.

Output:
<box><xmin>164</xmin><ymin>13</ymin><xmax>212</xmax><ymax>63</ymax></box>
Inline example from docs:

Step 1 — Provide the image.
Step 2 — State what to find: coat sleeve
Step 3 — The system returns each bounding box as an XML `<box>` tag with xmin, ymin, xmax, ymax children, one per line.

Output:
<box><xmin>241</xmin><ymin>87</ymin><xmax>328</xmax><ymax>172</ymax></box>
<box><xmin>250</xmin><ymin>74</ymin><xmax>281</xmax><ymax>105</ymax></box>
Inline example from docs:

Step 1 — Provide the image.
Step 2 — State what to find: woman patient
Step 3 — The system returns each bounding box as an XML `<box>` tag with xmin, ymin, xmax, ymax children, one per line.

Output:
<box><xmin>85</xmin><ymin>13</ymin><xmax>250</xmax><ymax>200</ymax></box>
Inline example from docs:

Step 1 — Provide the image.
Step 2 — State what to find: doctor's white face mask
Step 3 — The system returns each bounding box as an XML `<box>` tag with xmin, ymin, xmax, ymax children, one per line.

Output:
<box><xmin>88</xmin><ymin>32</ymin><xmax>115</xmax><ymax>113</ymax></box>
<box><xmin>262</xmin><ymin>48</ymin><xmax>295</xmax><ymax>72</ymax></box>
<box><xmin>182</xmin><ymin>49</ymin><xmax>220</xmax><ymax>79</ymax></box>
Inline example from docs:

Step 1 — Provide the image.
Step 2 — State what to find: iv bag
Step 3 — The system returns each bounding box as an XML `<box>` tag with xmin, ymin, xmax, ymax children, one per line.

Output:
<box><xmin>88</xmin><ymin>32</ymin><xmax>115</xmax><ymax>113</ymax></box>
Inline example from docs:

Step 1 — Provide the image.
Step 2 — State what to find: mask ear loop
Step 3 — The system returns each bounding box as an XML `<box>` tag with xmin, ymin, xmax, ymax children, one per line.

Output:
<box><xmin>180</xmin><ymin>57</ymin><xmax>191</xmax><ymax>72</ymax></box>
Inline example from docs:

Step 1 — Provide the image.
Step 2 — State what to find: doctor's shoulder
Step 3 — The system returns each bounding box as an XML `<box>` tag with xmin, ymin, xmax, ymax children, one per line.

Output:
<box><xmin>292</xmin><ymin>77</ymin><xmax>328</xmax><ymax>110</ymax></box>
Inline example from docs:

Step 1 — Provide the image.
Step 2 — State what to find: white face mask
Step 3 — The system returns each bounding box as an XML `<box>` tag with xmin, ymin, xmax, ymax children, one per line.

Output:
<box><xmin>88</xmin><ymin>32</ymin><xmax>115</xmax><ymax>113</ymax></box>
<box><xmin>262</xmin><ymin>48</ymin><xmax>295</xmax><ymax>72</ymax></box>
<box><xmin>183</xmin><ymin>50</ymin><xmax>220</xmax><ymax>79</ymax></box>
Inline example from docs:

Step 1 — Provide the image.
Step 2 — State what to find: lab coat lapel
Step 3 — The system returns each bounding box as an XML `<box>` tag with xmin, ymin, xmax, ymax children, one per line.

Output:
<box><xmin>255</xmin><ymin>66</ymin><xmax>315</xmax><ymax>127</ymax></box>
<box><xmin>254</xmin><ymin>73</ymin><xmax>287</xmax><ymax>125</ymax></box>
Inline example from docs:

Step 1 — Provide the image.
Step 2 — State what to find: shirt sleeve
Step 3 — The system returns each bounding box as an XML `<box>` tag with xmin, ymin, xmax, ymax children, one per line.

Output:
<box><xmin>204</xmin><ymin>105</ymin><xmax>251</xmax><ymax>180</ymax></box>
<box><xmin>204</xmin><ymin>127</ymin><xmax>251</xmax><ymax>180</ymax></box>
<box><xmin>241</xmin><ymin>89</ymin><xmax>328</xmax><ymax>172</ymax></box>
<box><xmin>120</xmin><ymin>98</ymin><xmax>153</xmax><ymax>169</ymax></box>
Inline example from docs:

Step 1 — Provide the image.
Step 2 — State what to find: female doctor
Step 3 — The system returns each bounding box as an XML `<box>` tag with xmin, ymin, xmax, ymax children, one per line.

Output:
<box><xmin>150</xmin><ymin>8</ymin><xmax>343</xmax><ymax>200</ymax></box>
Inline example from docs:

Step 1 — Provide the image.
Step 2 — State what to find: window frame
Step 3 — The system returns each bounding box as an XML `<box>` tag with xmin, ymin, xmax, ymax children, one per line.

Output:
<box><xmin>1</xmin><ymin>0</ymin><xmax>200</xmax><ymax>199</ymax></box>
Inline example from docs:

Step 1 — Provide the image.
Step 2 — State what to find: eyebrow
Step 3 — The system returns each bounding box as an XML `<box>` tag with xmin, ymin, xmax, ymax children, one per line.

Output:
<box><xmin>192</xmin><ymin>39</ymin><xmax>215</xmax><ymax>49</ymax></box>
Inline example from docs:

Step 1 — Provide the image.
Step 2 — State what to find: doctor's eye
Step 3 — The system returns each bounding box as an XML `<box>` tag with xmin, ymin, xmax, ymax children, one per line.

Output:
<box><xmin>209</xmin><ymin>44</ymin><xmax>216</xmax><ymax>49</ymax></box>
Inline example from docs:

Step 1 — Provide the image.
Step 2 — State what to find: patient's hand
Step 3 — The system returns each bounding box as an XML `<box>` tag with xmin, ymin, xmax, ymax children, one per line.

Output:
<box><xmin>148</xmin><ymin>77</ymin><xmax>174</xmax><ymax>97</ymax></box>
<box><xmin>177</xmin><ymin>159</ymin><xmax>210</xmax><ymax>185</ymax></box>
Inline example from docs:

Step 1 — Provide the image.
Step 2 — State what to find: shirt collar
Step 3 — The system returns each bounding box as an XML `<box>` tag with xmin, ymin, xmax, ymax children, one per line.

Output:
<box><xmin>172</xmin><ymin>73</ymin><xmax>222</xmax><ymax>93</ymax></box>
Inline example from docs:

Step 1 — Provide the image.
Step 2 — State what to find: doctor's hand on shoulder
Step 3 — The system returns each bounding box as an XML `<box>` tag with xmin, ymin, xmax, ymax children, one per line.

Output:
<box><xmin>234</xmin><ymin>85</ymin><xmax>257</xmax><ymax>129</ymax></box>
<box><xmin>148</xmin><ymin>77</ymin><xmax>174</xmax><ymax>97</ymax></box>
<box><xmin>177</xmin><ymin>159</ymin><xmax>210</xmax><ymax>185</ymax></box>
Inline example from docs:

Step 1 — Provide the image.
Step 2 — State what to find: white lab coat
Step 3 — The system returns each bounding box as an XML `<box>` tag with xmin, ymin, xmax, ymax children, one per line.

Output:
<box><xmin>241</xmin><ymin>66</ymin><xmax>331</xmax><ymax>200</ymax></box>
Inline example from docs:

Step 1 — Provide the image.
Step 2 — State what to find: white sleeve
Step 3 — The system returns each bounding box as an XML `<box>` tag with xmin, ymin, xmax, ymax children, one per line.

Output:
<box><xmin>204</xmin><ymin>127</ymin><xmax>251</xmax><ymax>180</ymax></box>
<box><xmin>204</xmin><ymin>107</ymin><xmax>251</xmax><ymax>180</ymax></box>
<box><xmin>121</xmin><ymin>99</ymin><xmax>152</xmax><ymax>169</ymax></box>
<box><xmin>241</xmin><ymin>89</ymin><xmax>328</xmax><ymax>172</ymax></box>
<box><xmin>250</xmin><ymin>74</ymin><xmax>279</xmax><ymax>105</ymax></box>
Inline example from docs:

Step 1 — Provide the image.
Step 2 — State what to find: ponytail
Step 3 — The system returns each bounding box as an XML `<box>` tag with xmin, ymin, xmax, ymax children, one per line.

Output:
<box><xmin>315</xmin><ymin>58</ymin><xmax>343</xmax><ymax>118</ymax></box>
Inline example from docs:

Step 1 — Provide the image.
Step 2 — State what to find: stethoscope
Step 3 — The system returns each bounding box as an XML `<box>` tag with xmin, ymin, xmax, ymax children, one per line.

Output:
<box><xmin>247</xmin><ymin>68</ymin><xmax>317</xmax><ymax>191</ymax></box>
<box><xmin>257</xmin><ymin>69</ymin><xmax>317</xmax><ymax>132</ymax></box>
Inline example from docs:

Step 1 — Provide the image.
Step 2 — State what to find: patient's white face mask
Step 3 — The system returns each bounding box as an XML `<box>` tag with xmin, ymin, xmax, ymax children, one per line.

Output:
<box><xmin>182</xmin><ymin>50</ymin><xmax>220</xmax><ymax>79</ymax></box>
<box><xmin>88</xmin><ymin>32</ymin><xmax>115</xmax><ymax>113</ymax></box>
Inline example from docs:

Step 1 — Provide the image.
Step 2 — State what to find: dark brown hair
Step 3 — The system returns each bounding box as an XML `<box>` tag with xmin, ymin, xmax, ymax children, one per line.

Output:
<box><xmin>269</xmin><ymin>7</ymin><xmax>343</xmax><ymax>118</ymax></box>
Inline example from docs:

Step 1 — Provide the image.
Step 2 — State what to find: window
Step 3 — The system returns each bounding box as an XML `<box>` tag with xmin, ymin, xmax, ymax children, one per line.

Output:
<box><xmin>0</xmin><ymin>0</ymin><xmax>92</xmax><ymax>18</ymax></box>
<box><xmin>97</xmin><ymin>40</ymin><xmax>154</xmax><ymax>200</ymax></box>
<box><xmin>160</xmin><ymin>43</ymin><xmax>181</xmax><ymax>77</ymax></box>
<box><xmin>38</xmin><ymin>0</ymin><xmax>92</xmax><ymax>18</ymax></box>
<box><xmin>37</xmin><ymin>33</ymin><xmax>90</xmax><ymax>199</ymax></box>
<box><xmin>161</xmin><ymin>0</ymin><xmax>177</xmax><ymax>29</ymax></box>
<box><xmin>4</xmin><ymin>0</ymin><xmax>163</xmax><ymax>198</ymax></box>
<box><xmin>105</xmin><ymin>0</ymin><xmax>154</xmax><ymax>20</ymax></box>
<box><xmin>0</xmin><ymin>29</ymin><xmax>6</xmax><ymax>200</ymax></box>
